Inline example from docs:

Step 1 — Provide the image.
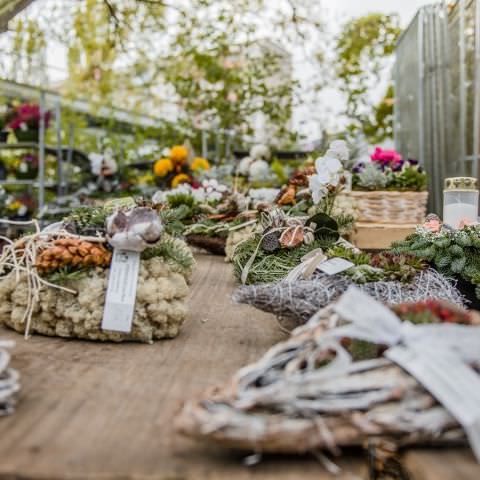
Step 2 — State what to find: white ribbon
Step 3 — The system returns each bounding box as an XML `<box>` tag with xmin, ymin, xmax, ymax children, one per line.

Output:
<box><xmin>324</xmin><ymin>287</ymin><xmax>480</xmax><ymax>462</ymax></box>
<box><xmin>284</xmin><ymin>248</ymin><xmax>327</xmax><ymax>283</ymax></box>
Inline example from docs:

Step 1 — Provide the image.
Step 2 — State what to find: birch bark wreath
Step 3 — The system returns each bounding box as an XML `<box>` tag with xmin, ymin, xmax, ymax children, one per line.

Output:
<box><xmin>0</xmin><ymin>340</ymin><xmax>19</xmax><ymax>416</ymax></box>
<box><xmin>177</xmin><ymin>289</ymin><xmax>480</xmax><ymax>461</ymax></box>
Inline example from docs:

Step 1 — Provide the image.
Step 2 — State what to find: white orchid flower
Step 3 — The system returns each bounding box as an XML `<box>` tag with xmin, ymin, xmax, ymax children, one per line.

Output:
<box><xmin>315</xmin><ymin>155</ymin><xmax>342</xmax><ymax>176</ymax></box>
<box><xmin>308</xmin><ymin>174</ymin><xmax>328</xmax><ymax>204</ymax></box>
<box><xmin>326</xmin><ymin>140</ymin><xmax>349</xmax><ymax>162</ymax></box>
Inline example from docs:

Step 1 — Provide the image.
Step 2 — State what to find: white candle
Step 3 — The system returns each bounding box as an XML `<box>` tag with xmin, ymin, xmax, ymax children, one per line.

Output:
<box><xmin>443</xmin><ymin>202</ymin><xmax>478</xmax><ymax>228</ymax></box>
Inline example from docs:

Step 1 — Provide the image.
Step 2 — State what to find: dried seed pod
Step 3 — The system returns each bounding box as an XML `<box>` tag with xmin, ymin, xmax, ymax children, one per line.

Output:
<box><xmin>261</xmin><ymin>229</ymin><xmax>281</xmax><ymax>252</ymax></box>
<box><xmin>280</xmin><ymin>225</ymin><xmax>304</xmax><ymax>248</ymax></box>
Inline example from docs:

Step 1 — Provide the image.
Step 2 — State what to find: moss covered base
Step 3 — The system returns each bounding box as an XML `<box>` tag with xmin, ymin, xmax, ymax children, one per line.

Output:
<box><xmin>0</xmin><ymin>257</ymin><xmax>190</xmax><ymax>343</ymax></box>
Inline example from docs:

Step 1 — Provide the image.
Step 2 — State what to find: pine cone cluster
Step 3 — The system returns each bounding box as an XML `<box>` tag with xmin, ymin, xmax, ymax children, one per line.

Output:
<box><xmin>35</xmin><ymin>238</ymin><xmax>112</xmax><ymax>273</ymax></box>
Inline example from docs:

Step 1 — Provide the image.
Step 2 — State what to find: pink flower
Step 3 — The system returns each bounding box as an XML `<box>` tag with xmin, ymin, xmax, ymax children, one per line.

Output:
<box><xmin>371</xmin><ymin>147</ymin><xmax>403</xmax><ymax>169</ymax></box>
<box><xmin>423</xmin><ymin>218</ymin><xmax>441</xmax><ymax>233</ymax></box>
<box><xmin>7</xmin><ymin>103</ymin><xmax>51</xmax><ymax>131</ymax></box>
<box><xmin>459</xmin><ymin>218</ymin><xmax>475</xmax><ymax>229</ymax></box>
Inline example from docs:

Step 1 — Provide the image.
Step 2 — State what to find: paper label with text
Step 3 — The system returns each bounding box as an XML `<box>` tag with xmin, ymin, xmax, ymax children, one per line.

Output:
<box><xmin>319</xmin><ymin>257</ymin><xmax>354</xmax><ymax>275</ymax></box>
<box><xmin>101</xmin><ymin>249</ymin><xmax>140</xmax><ymax>333</ymax></box>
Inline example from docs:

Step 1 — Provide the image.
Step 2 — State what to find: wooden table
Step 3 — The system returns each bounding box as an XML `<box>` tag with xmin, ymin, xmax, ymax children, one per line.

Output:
<box><xmin>0</xmin><ymin>254</ymin><xmax>478</xmax><ymax>479</ymax></box>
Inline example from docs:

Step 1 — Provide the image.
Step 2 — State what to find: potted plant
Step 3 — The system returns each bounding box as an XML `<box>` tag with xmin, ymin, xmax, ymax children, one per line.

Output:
<box><xmin>5</xmin><ymin>102</ymin><xmax>51</xmax><ymax>142</ymax></box>
<box><xmin>349</xmin><ymin>147</ymin><xmax>428</xmax><ymax>224</ymax></box>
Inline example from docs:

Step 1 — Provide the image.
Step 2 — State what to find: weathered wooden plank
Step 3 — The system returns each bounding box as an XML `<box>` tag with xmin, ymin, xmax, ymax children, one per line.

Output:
<box><xmin>0</xmin><ymin>254</ymin><xmax>477</xmax><ymax>479</ymax></box>
<box><xmin>404</xmin><ymin>448</ymin><xmax>480</xmax><ymax>480</ymax></box>
<box><xmin>0</xmin><ymin>254</ymin><xmax>364</xmax><ymax>479</ymax></box>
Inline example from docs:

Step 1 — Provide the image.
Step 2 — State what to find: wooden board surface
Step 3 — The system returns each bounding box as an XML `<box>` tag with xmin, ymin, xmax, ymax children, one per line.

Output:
<box><xmin>350</xmin><ymin>222</ymin><xmax>416</xmax><ymax>250</ymax></box>
<box><xmin>0</xmin><ymin>254</ymin><xmax>478</xmax><ymax>480</ymax></box>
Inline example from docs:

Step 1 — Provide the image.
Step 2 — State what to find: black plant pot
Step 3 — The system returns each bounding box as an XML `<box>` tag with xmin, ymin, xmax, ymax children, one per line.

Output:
<box><xmin>455</xmin><ymin>276</ymin><xmax>480</xmax><ymax>310</ymax></box>
<box><xmin>14</xmin><ymin>130</ymin><xmax>39</xmax><ymax>142</ymax></box>
<box><xmin>0</xmin><ymin>131</ymin><xmax>7</xmax><ymax>143</ymax></box>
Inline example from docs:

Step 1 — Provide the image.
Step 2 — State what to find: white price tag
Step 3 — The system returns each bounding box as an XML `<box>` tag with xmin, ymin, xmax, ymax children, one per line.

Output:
<box><xmin>319</xmin><ymin>257</ymin><xmax>354</xmax><ymax>275</ymax></box>
<box><xmin>101</xmin><ymin>249</ymin><xmax>140</xmax><ymax>333</ymax></box>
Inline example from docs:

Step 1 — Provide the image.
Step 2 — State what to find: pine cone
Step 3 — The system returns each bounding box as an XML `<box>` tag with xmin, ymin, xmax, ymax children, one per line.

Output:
<box><xmin>35</xmin><ymin>238</ymin><xmax>112</xmax><ymax>273</ymax></box>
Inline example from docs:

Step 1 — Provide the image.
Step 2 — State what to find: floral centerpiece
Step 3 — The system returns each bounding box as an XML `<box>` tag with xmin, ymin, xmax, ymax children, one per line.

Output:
<box><xmin>348</xmin><ymin>147</ymin><xmax>428</xmax><ymax>224</ymax></box>
<box><xmin>392</xmin><ymin>214</ymin><xmax>480</xmax><ymax>305</ymax></box>
<box><xmin>234</xmin><ymin>241</ymin><xmax>463</xmax><ymax>328</ymax></box>
<box><xmin>153</xmin><ymin>144</ymin><xmax>210</xmax><ymax>189</ymax></box>
<box><xmin>152</xmin><ymin>180</ymin><xmax>246</xmax><ymax>255</ymax></box>
<box><xmin>4</xmin><ymin>102</ymin><xmax>51</xmax><ymax>142</ymax></box>
<box><xmin>0</xmin><ymin>201</ymin><xmax>194</xmax><ymax>342</ymax></box>
<box><xmin>177</xmin><ymin>289</ymin><xmax>480</xmax><ymax>459</ymax></box>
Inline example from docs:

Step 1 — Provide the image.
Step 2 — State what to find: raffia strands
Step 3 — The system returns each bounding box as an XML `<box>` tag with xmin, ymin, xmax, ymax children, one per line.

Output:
<box><xmin>0</xmin><ymin>341</ymin><xmax>20</xmax><ymax>416</ymax></box>
<box><xmin>175</xmin><ymin>304</ymin><xmax>466</xmax><ymax>453</ymax></box>
<box><xmin>0</xmin><ymin>219</ymin><xmax>106</xmax><ymax>338</ymax></box>
<box><xmin>233</xmin><ymin>269</ymin><xmax>465</xmax><ymax>327</ymax></box>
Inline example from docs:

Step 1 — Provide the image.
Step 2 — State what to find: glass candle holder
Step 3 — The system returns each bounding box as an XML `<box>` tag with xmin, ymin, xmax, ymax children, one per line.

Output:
<box><xmin>443</xmin><ymin>177</ymin><xmax>479</xmax><ymax>229</ymax></box>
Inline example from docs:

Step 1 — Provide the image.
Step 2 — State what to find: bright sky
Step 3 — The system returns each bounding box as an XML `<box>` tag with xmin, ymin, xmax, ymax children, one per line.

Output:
<box><xmin>325</xmin><ymin>0</ymin><xmax>432</xmax><ymax>25</ymax></box>
<box><xmin>295</xmin><ymin>0</ymin><xmax>433</xmax><ymax>143</ymax></box>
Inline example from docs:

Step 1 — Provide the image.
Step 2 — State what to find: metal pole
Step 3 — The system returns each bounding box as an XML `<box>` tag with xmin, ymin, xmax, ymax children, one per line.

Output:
<box><xmin>225</xmin><ymin>129</ymin><xmax>233</xmax><ymax>162</ymax></box>
<box><xmin>418</xmin><ymin>8</ymin><xmax>426</xmax><ymax>170</ymax></box>
<box><xmin>459</xmin><ymin>0</ymin><xmax>468</xmax><ymax>175</ymax></box>
<box><xmin>201</xmin><ymin>129</ymin><xmax>208</xmax><ymax>158</ymax></box>
<box><xmin>473</xmin><ymin>0</ymin><xmax>480</xmax><ymax>179</ymax></box>
<box><xmin>66</xmin><ymin>123</ymin><xmax>74</xmax><ymax>194</ymax></box>
<box><xmin>215</xmin><ymin>129</ymin><xmax>220</xmax><ymax>164</ymax></box>
<box><xmin>55</xmin><ymin>100</ymin><xmax>63</xmax><ymax>196</ymax></box>
<box><xmin>38</xmin><ymin>91</ymin><xmax>46</xmax><ymax>214</ymax></box>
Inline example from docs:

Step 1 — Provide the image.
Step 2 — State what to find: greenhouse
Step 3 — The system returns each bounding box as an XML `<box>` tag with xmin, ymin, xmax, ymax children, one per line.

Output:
<box><xmin>0</xmin><ymin>1</ymin><xmax>479</xmax><ymax>479</ymax></box>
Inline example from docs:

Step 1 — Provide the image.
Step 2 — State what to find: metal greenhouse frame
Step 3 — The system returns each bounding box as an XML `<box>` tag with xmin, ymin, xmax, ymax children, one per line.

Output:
<box><xmin>395</xmin><ymin>0</ymin><xmax>480</xmax><ymax>214</ymax></box>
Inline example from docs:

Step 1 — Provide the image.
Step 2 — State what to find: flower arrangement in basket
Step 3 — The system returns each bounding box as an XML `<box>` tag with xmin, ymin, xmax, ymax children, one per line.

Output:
<box><xmin>4</xmin><ymin>102</ymin><xmax>51</xmax><ymax>142</ymax></box>
<box><xmin>177</xmin><ymin>288</ymin><xmax>480</xmax><ymax>465</ymax></box>
<box><xmin>0</xmin><ymin>200</ymin><xmax>195</xmax><ymax>343</ymax></box>
<box><xmin>349</xmin><ymin>147</ymin><xmax>428</xmax><ymax>224</ymax></box>
<box><xmin>153</xmin><ymin>144</ymin><xmax>210</xmax><ymax>189</ymax></box>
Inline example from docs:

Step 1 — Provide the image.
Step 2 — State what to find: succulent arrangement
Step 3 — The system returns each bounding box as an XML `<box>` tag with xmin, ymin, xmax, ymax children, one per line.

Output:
<box><xmin>353</xmin><ymin>147</ymin><xmax>427</xmax><ymax>191</ymax></box>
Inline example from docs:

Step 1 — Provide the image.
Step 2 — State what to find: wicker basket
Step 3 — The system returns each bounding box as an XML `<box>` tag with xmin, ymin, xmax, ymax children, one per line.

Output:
<box><xmin>347</xmin><ymin>190</ymin><xmax>428</xmax><ymax>224</ymax></box>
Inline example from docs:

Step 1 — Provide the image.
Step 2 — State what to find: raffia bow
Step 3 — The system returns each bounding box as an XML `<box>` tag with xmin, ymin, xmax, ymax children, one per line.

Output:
<box><xmin>319</xmin><ymin>287</ymin><xmax>480</xmax><ymax>462</ymax></box>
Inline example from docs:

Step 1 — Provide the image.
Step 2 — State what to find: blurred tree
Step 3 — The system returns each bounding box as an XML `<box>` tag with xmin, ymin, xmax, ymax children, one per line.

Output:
<box><xmin>4</xmin><ymin>0</ymin><xmax>327</xmax><ymax>149</ymax></box>
<box><xmin>335</xmin><ymin>13</ymin><xmax>401</xmax><ymax>143</ymax></box>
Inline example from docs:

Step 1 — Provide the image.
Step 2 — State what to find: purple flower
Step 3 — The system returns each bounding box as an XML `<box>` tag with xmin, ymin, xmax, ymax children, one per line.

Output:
<box><xmin>352</xmin><ymin>162</ymin><xmax>365</xmax><ymax>174</ymax></box>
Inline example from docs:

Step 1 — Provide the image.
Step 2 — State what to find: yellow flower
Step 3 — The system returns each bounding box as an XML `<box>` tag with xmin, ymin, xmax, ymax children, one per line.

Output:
<box><xmin>170</xmin><ymin>145</ymin><xmax>189</xmax><ymax>165</ymax></box>
<box><xmin>153</xmin><ymin>158</ymin><xmax>174</xmax><ymax>177</ymax></box>
<box><xmin>171</xmin><ymin>173</ymin><xmax>190</xmax><ymax>188</ymax></box>
<box><xmin>191</xmin><ymin>156</ymin><xmax>210</xmax><ymax>172</ymax></box>
<box><xmin>7</xmin><ymin>200</ymin><xmax>21</xmax><ymax>211</ymax></box>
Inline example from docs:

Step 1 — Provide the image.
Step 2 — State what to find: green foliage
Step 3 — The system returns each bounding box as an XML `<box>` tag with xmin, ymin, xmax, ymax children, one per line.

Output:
<box><xmin>336</xmin><ymin>13</ymin><xmax>401</xmax><ymax>141</ymax></box>
<box><xmin>392</xmin><ymin>225</ymin><xmax>480</xmax><ymax>297</ymax></box>
<box><xmin>141</xmin><ymin>236</ymin><xmax>194</xmax><ymax>274</ymax></box>
<box><xmin>233</xmin><ymin>235</ymin><xmax>335</xmax><ymax>285</ymax></box>
<box><xmin>66</xmin><ymin>205</ymin><xmax>108</xmax><ymax>231</ymax></box>
<box><xmin>46</xmin><ymin>267</ymin><xmax>89</xmax><ymax>285</ymax></box>
<box><xmin>159</xmin><ymin>205</ymin><xmax>193</xmax><ymax>236</ymax></box>
<box><xmin>386</xmin><ymin>165</ymin><xmax>428</xmax><ymax>191</ymax></box>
